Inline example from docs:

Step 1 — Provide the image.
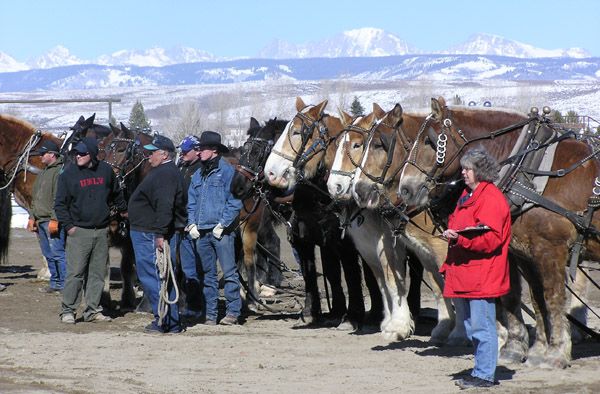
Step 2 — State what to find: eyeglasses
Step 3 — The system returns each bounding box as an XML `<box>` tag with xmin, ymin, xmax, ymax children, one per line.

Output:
<box><xmin>76</xmin><ymin>152</ymin><xmax>89</xmax><ymax>157</ymax></box>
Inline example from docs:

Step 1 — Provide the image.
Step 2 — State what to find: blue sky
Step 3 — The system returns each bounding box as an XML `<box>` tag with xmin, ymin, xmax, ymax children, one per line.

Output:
<box><xmin>2</xmin><ymin>0</ymin><xmax>599</xmax><ymax>60</ymax></box>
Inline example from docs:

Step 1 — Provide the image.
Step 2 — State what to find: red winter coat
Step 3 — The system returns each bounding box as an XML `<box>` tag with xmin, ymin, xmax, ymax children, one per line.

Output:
<box><xmin>440</xmin><ymin>181</ymin><xmax>511</xmax><ymax>299</ymax></box>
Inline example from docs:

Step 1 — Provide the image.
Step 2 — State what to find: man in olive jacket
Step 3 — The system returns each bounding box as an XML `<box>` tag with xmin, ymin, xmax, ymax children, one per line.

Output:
<box><xmin>29</xmin><ymin>140</ymin><xmax>66</xmax><ymax>293</ymax></box>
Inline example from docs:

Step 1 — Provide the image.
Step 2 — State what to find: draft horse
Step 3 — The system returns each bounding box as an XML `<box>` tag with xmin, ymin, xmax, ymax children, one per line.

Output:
<box><xmin>264</xmin><ymin>97</ymin><xmax>382</xmax><ymax>329</ymax></box>
<box><xmin>398</xmin><ymin>97</ymin><xmax>600</xmax><ymax>368</ymax></box>
<box><xmin>327</xmin><ymin>104</ymin><xmax>466</xmax><ymax>343</ymax></box>
<box><xmin>230</xmin><ymin>117</ymin><xmax>290</xmax><ymax>311</ymax></box>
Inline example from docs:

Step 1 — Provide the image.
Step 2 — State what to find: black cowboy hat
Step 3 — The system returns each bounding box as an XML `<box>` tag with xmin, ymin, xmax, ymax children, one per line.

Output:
<box><xmin>32</xmin><ymin>140</ymin><xmax>61</xmax><ymax>156</ymax></box>
<box><xmin>198</xmin><ymin>130</ymin><xmax>229</xmax><ymax>153</ymax></box>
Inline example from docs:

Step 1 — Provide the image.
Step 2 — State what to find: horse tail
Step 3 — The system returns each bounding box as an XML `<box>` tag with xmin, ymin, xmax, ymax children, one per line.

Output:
<box><xmin>0</xmin><ymin>172</ymin><xmax>12</xmax><ymax>265</ymax></box>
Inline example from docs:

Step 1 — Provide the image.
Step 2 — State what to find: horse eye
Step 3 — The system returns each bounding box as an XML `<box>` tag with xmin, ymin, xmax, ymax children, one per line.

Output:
<box><xmin>352</xmin><ymin>142</ymin><xmax>362</xmax><ymax>149</ymax></box>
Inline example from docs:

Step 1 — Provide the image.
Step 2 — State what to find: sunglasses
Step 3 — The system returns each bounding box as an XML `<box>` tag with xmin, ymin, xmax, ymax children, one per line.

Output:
<box><xmin>76</xmin><ymin>152</ymin><xmax>90</xmax><ymax>157</ymax></box>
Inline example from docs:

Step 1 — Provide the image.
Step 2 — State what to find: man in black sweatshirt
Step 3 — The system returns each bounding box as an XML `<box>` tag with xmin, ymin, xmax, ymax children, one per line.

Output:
<box><xmin>128</xmin><ymin>134</ymin><xmax>187</xmax><ymax>334</ymax></box>
<box><xmin>55</xmin><ymin>137</ymin><xmax>127</xmax><ymax>324</ymax></box>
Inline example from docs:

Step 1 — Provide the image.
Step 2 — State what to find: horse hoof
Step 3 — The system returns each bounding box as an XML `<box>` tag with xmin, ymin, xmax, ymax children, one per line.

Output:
<box><xmin>445</xmin><ymin>336</ymin><xmax>471</xmax><ymax>347</ymax></box>
<box><xmin>336</xmin><ymin>319</ymin><xmax>359</xmax><ymax>332</ymax></box>
<box><xmin>499</xmin><ymin>349</ymin><xmax>526</xmax><ymax>365</ymax></box>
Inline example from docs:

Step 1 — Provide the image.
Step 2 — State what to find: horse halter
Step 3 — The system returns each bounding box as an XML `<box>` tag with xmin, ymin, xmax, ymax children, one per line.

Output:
<box><xmin>270</xmin><ymin>109</ymin><xmax>329</xmax><ymax>176</ymax></box>
<box><xmin>353</xmin><ymin>116</ymin><xmax>412</xmax><ymax>187</ymax></box>
<box><xmin>238</xmin><ymin>136</ymin><xmax>274</xmax><ymax>180</ymax></box>
<box><xmin>102</xmin><ymin>135</ymin><xmax>147</xmax><ymax>186</ymax></box>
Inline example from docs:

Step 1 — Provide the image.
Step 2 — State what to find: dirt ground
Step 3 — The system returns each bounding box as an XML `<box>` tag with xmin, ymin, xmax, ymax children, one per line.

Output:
<box><xmin>2</xmin><ymin>228</ymin><xmax>600</xmax><ymax>394</ymax></box>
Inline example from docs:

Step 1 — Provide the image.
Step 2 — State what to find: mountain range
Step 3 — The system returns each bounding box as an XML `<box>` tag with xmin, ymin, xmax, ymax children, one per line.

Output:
<box><xmin>0</xmin><ymin>28</ymin><xmax>591</xmax><ymax>72</ymax></box>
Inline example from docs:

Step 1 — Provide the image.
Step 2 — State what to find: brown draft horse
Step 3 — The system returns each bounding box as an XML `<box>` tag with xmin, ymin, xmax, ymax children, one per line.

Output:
<box><xmin>229</xmin><ymin>117</ymin><xmax>290</xmax><ymax>312</ymax></box>
<box><xmin>398</xmin><ymin>97</ymin><xmax>600</xmax><ymax>368</ymax></box>
<box><xmin>327</xmin><ymin>104</ymin><xmax>467</xmax><ymax>344</ymax></box>
<box><xmin>0</xmin><ymin>114</ymin><xmax>62</xmax><ymax>264</ymax></box>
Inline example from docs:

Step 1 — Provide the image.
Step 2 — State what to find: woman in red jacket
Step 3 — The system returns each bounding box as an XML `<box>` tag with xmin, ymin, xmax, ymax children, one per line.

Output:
<box><xmin>441</xmin><ymin>148</ymin><xmax>511</xmax><ymax>389</ymax></box>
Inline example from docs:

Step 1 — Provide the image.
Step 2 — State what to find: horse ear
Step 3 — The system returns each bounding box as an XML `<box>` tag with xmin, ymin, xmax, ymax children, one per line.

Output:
<box><xmin>84</xmin><ymin>113</ymin><xmax>96</xmax><ymax>128</ymax></box>
<box><xmin>315</xmin><ymin>99</ymin><xmax>328</xmax><ymax>117</ymax></box>
<box><xmin>110</xmin><ymin>123</ymin><xmax>120</xmax><ymax>135</ymax></box>
<box><xmin>120</xmin><ymin>122</ymin><xmax>129</xmax><ymax>132</ymax></box>
<box><xmin>340</xmin><ymin>110</ymin><xmax>353</xmax><ymax>127</ymax></box>
<box><xmin>431</xmin><ymin>98</ymin><xmax>445</xmax><ymax>120</ymax></box>
<box><xmin>387</xmin><ymin>103</ymin><xmax>403</xmax><ymax>127</ymax></box>
<box><xmin>250</xmin><ymin>117</ymin><xmax>260</xmax><ymax>129</ymax></box>
<box><xmin>363</xmin><ymin>112</ymin><xmax>376</xmax><ymax>127</ymax></box>
<box><xmin>373</xmin><ymin>103</ymin><xmax>386</xmax><ymax>119</ymax></box>
<box><xmin>295</xmin><ymin>97</ymin><xmax>306</xmax><ymax>112</ymax></box>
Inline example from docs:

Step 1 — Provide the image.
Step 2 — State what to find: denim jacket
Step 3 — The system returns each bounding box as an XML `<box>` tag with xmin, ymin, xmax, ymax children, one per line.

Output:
<box><xmin>188</xmin><ymin>157</ymin><xmax>243</xmax><ymax>230</ymax></box>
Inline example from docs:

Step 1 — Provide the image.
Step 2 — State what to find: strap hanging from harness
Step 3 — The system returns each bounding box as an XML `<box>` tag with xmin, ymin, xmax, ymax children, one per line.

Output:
<box><xmin>155</xmin><ymin>241</ymin><xmax>179</xmax><ymax>327</ymax></box>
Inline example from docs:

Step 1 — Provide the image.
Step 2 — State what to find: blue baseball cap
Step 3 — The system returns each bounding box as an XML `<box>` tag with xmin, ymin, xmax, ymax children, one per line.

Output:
<box><xmin>144</xmin><ymin>135</ymin><xmax>175</xmax><ymax>152</ymax></box>
<box><xmin>179</xmin><ymin>135</ymin><xmax>201</xmax><ymax>153</ymax></box>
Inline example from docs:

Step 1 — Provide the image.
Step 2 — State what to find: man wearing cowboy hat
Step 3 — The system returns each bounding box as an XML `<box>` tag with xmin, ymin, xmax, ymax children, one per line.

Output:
<box><xmin>29</xmin><ymin>139</ymin><xmax>67</xmax><ymax>293</ymax></box>
<box><xmin>187</xmin><ymin>130</ymin><xmax>243</xmax><ymax>325</ymax></box>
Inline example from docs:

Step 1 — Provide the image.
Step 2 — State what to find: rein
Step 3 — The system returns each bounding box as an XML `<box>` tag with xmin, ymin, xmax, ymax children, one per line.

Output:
<box><xmin>0</xmin><ymin>130</ymin><xmax>44</xmax><ymax>191</ymax></box>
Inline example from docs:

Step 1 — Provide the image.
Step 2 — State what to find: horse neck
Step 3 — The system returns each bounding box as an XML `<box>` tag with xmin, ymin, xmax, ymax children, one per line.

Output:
<box><xmin>444</xmin><ymin>109</ymin><xmax>527</xmax><ymax>177</ymax></box>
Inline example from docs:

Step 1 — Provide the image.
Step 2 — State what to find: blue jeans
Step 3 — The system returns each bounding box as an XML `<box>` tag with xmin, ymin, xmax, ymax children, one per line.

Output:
<box><xmin>455</xmin><ymin>298</ymin><xmax>498</xmax><ymax>382</ymax></box>
<box><xmin>171</xmin><ymin>231</ymin><xmax>203</xmax><ymax>312</ymax></box>
<box><xmin>196</xmin><ymin>231</ymin><xmax>241</xmax><ymax>321</ymax></box>
<box><xmin>131</xmin><ymin>230</ymin><xmax>180</xmax><ymax>332</ymax></box>
<box><xmin>37</xmin><ymin>221</ymin><xmax>66</xmax><ymax>289</ymax></box>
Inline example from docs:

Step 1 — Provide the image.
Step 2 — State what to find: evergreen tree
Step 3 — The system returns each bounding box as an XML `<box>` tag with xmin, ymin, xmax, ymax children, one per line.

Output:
<box><xmin>129</xmin><ymin>100</ymin><xmax>151</xmax><ymax>131</ymax></box>
<box><xmin>565</xmin><ymin>110</ymin><xmax>579</xmax><ymax>124</ymax></box>
<box><xmin>551</xmin><ymin>110</ymin><xmax>565</xmax><ymax>123</ymax></box>
<box><xmin>350</xmin><ymin>96</ymin><xmax>365</xmax><ymax>117</ymax></box>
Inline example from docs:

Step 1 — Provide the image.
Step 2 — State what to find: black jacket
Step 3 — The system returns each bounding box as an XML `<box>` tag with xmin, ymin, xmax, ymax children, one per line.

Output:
<box><xmin>179</xmin><ymin>158</ymin><xmax>203</xmax><ymax>193</ymax></box>
<box><xmin>128</xmin><ymin>160</ymin><xmax>187</xmax><ymax>236</ymax></box>
<box><xmin>54</xmin><ymin>160</ymin><xmax>126</xmax><ymax>232</ymax></box>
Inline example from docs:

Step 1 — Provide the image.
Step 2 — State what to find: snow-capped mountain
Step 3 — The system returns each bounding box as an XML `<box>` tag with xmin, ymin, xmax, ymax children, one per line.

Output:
<box><xmin>258</xmin><ymin>27</ymin><xmax>416</xmax><ymax>58</ymax></box>
<box><xmin>96</xmin><ymin>46</ymin><xmax>216</xmax><ymax>67</ymax></box>
<box><xmin>0</xmin><ymin>51</ymin><xmax>29</xmax><ymax>72</ymax></box>
<box><xmin>1</xmin><ymin>54</ymin><xmax>598</xmax><ymax>92</ymax></box>
<box><xmin>446</xmin><ymin>33</ymin><xmax>590</xmax><ymax>58</ymax></box>
<box><xmin>27</xmin><ymin>45</ymin><xmax>87</xmax><ymax>69</ymax></box>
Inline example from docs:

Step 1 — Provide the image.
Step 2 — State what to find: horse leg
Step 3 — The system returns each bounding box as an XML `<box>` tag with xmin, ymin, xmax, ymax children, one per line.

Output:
<box><xmin>568</xmin><ymin>263</ymin><xmax>590</xmax><ymax>344</ymax></box>
<box><xmin>293</xmin><ymin>239</ymin><xmax>320</xmax><ymax>325</ymax></box>
<box><xmin>100</xmin><ymin>253</ymin><xmax>112</xmax><ymax>309</ymax></box>
<box><xmin>119</xmin><ymin>240</ymin><xmax>137</xmax><ymax>311</ymax></box>
<box><xmin>362</xmin><ymin>258</ymin><xmax>383</xmax><ymax>325</ymax></box>
<box><xmin>319</xmin><ymin>244</ymin><xmax>347</xmax><ymax>326</ymax></box>
<box><xmin>498</xmin><ymin>259</ymin><xmax>529</xmax><ymax>364</ymax></box>
<box><xmin>380</xmin><ymin>237</ymin><xmax>414</xmax><ymax>341</ymax></box>
<box><xmin>336</xmin><ymin>236</ymin><xmax>365</xmax><ymax>330</ymax></box>
<box><xmin>543</xmin><ymin>256</ymin><xmax>571</xmax><ymax>369</ymax></box>
<box><xmin>406</xmin><ymin>254</ymin><xmax>423</xmax><ymax>320</ymax></box>
<box><xmin>241</xmin><ymin>225</ymin><xmax>261</xmax><ymax>313</ymax></box>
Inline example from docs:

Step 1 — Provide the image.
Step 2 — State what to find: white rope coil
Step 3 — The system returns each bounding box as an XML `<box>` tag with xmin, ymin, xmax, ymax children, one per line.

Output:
<box><xmin>155</xmin><ymin>241</ymin><xmax>180</xmax><ymax>327</ymax></box>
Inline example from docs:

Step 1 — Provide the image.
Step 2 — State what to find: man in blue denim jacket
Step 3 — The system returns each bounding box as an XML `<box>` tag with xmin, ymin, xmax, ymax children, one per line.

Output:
<box><xmin>187</xmin><ymin>131</ymin><xmax>243</xmax><ymax>325</ymax></box>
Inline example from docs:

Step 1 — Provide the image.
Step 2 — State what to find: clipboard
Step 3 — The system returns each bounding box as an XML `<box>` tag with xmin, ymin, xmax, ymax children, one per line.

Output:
<box><xmin>436</xmin><ymin>224</ymin><xmax>491</xmax><ymax>240</ymax></box>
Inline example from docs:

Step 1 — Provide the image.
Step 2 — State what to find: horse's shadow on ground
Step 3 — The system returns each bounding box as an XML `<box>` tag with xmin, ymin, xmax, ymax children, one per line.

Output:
<box><xmin>0</xmin><ymin>265</ymin><xmax>36</xmax><ymax>280</ymax></box>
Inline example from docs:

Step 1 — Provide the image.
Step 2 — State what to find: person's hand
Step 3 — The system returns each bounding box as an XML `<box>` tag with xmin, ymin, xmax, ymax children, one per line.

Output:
<box><xmin>155</xmin><ymin>235</ymin><xmax>164</xmax><ymax>252</ymax></box>
<box><xmin>27</xmin><ymin>218</ymin><xmax>37</xmax><ymax>233</ymax></box>
<box><xmin>185</xmin><ymin>223</ymin><xmax>200</xmax><ymax>240</ymax></box>
<box><xmin>48</xmin><ymin>219</ymin><xmax>60</xmax><ymax>237</ymax></box>
<box><xmin>442</xmin><ymin>229</ymin><xmax>459</xmax><ymax>241</ymax></box>
<box><xmin>67</xmin><ymin>226</ymin><xmax>77</xmax><ymax>236</ymax></box>
<box><xmin>212</xmin><ymin>223</ymin><xmax>224</xmax><ymax>240</ymax></box>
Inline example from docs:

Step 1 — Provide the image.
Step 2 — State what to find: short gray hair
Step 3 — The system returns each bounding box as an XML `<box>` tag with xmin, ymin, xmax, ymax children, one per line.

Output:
<box><xmin>460</xmin><ymin>147</ymin><xmax>499</xmax><ymax>183</ymax></box>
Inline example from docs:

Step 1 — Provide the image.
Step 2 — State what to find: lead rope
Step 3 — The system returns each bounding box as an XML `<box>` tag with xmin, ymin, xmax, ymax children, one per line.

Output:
<box><xmin>155</xmin><ymin>241</ymin><xmax>180</xmax><ymax>327</ymax></box>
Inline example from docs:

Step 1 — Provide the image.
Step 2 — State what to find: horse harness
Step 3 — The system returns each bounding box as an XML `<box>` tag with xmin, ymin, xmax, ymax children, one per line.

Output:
<box><xmin>0</xmin><ymin>130</ymin><xmax>45</xmax><ymax>191</ymax></box>
<box><xmin>414</xmin><ymin>106</ymin><xmax>600</xmax><ymax>279</ymax></box>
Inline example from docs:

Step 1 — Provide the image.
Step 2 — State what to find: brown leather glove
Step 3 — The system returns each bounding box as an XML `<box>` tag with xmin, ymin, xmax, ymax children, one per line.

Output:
<box><xmin>27</xmin><ymin>218</ymin><xmax>38</xmax><ymax>233</ymax></box>
<box><xmin>48</xmin><ymin>219</ymin><xmax>60</xmax><ymax>237</ymax></box>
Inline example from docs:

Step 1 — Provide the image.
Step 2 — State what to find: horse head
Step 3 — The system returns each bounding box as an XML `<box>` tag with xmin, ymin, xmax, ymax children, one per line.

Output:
<box><xmin>398</xmin><ymin>96</ymin><xmax>527</xmax><ymax>209</ymax></box>
<box><xmin>231</xmin><ymin>117</ymin><xmax>288</xmax><ymax>199</ymax></box>
<box><xmin>265</xmin><ymin>97</ymin><xmax>344</xmax><ymax>190</ymax></box>
<box><xmin>327</xmin><ymin>104</ymin><xmax>384</xmax><ymax>201</ymax></box>
<box><xmin>350</xmin><ymin>103</ymin><xmax>420</xmax><ymax>209</ymax></box>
